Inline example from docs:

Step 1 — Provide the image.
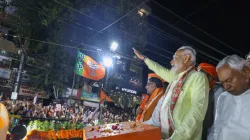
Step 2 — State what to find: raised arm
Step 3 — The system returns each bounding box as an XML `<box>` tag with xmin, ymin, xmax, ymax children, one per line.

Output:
<box><xmin>133</xmin><ymin>48</ymin><xmax>177</xmax><ymax>83</ymax></box>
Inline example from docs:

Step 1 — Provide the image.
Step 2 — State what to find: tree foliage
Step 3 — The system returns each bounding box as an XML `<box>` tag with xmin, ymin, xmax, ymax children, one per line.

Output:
<box><xmin>6</xmin><ymin>0</ymin><xmax>84</xmax><ymax>91</ymax></box>
<box><xmin>2</xmin><ymin>0</ymin><xmax>149</xmax><ymax>95</ymax></box>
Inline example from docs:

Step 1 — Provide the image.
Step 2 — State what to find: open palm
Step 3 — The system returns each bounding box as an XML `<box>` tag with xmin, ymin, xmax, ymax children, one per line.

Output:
<box><xmin>132</xmin><ymin>48</ymin><xmax>145</xmax><ymax>60</ymax></box>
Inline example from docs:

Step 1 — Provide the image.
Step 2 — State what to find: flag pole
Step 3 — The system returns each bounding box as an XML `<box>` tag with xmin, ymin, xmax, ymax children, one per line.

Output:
<box><xmin>99</xmin><ymin>77</ymin><xmax>105</xmax><ymax>122</ymax></box>
<box><xmin>99</xmin><ymin>88</ymin><xmax>102</xmax><ymax>122</ymax></box>
<box><xmin>70</xmin><ymin>72</ymin><xmax>76</xmax><ymax>104</ymax></box>
<box><xmin>71</xmin><ymin>49</ymin><xmax>79</xmax><ymax>104</ymax></box>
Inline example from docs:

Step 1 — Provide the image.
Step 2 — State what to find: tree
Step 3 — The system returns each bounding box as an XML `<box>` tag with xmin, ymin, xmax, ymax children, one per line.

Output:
<box><xmin>3</xmin><ymin>0</ymin><xmax>84</xmax><ymax>93</ymax></box>
<box><xmin>1</xmin><ymin>0</ymin><xmax>150</xmax><ymax>98</ymax></box>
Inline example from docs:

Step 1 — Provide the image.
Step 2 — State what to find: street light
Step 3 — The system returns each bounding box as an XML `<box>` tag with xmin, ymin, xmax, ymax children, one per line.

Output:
<box><xmin>110</xmin><ymin>42</ymin><xmax>118</xmax><ymax>52</ymax></box>
<box><xmin>102</xmin><ymin>56</ymin><xmax>113</xmax><ymax>101</ymax></box>
<box><xmin>103</xmin><ymin>56</ymin><xmax>113</xmax><ymax>67</ymax></box>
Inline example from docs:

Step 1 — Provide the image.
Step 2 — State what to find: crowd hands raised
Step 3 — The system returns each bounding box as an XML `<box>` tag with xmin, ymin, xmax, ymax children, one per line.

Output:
<box><xmin>1</xmin><ymin>98</ymin><xmax>136</xmax><ymax>126</ymax></box>
<box><xmin>1</xmin><ymin>98</ymin><xmax>96</xmax><ymax>122</ymax></box>
<box><xmin>101</xmin><ymin>106</ymin><xmax>135</xmax><ymax>124</ymax></box>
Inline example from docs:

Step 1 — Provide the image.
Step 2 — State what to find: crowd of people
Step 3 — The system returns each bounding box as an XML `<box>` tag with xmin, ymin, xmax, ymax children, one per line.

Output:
<box><xmin>101</xmin><ymin>106</ymin><xmax>135</xmax><ymax>124</ymax></box>
<box><xmin>1</xmin><ymin>98</ymin><xmax>96</xmax><ymax>122</ymax></box>
<box><xmin>0</xmin><ymin>98</ymin><xmax>136</xmax><ymax>127</ymax></box>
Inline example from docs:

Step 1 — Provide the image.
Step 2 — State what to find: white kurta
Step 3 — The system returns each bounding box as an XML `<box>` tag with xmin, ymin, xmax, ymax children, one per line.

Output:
<box><xmin>209</xmin><ymin>89</ymin><xmax>250</xmax><ymax>140</ymax></box>
<box><xmin>144</xmin><ymin>72</ymin><xmax>184</xmax><ymax>138</ymax></box>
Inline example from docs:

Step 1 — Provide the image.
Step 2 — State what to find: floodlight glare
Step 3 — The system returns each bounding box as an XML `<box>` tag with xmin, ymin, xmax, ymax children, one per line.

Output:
<box><xmin>103</xmin><ymin>57</ymin><xmax>113</xmax><ymax>67</ymax></box>
<box><xmin>110</xmin><ymin>42</ymin><xmax>118</xmax><ymax>51</ymax></box>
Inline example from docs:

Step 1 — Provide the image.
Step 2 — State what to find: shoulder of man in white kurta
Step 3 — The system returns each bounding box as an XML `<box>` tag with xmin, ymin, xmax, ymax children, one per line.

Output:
<box><xmin>214</xmin><ymin>89</ymin><xmax>250</xmax><ymax>124</ymax></box>
<box><xmin>242</xmin><ymin>89</ymin><xmax>250</xmax><ymax>95</ymax></box>
<box><xmin>217</xmin><ymin>89</ymin><xmax>250</xmax><ymax>108</ymax></box>
<box><xmin>218</xmin><ymin>91</ymin><xmax>230</xmax><ymax>101</ymax></box>
<box><xmin>217</xmin><ymin>91</ymin><xmax>230</xmax><ymax>103</ymax></box>
<box><xmin>213</xmin><ymin>89</ymin><xmax>250</xmax><ymax>139</ymax></box>
<box><xmin>215</xmin><ymin>91</ymin><xmax>231</xmax><ymax>112</ymax></box>
<box><xmin>214</xmin><ymin>87</ymin><xmax>224</xmax><ymax>102</ymax></box>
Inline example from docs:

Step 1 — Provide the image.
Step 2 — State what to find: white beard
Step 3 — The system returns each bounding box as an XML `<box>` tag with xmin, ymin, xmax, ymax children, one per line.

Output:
<box><xmin>171</xmin><ymin>63</ymin><xmax>184</xmax><ymax>73</ymax></box>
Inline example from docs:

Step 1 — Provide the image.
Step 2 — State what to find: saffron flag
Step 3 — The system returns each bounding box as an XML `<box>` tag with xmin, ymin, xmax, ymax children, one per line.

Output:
<box><xmin>75</xmin><ymin>51</ymin><xmax>105</xmax><ymax>81</ymax></box>
<box><xmin>99</xmin><ymin>89</ymin><xmax>113</xmax><ymax>103</ymax></box>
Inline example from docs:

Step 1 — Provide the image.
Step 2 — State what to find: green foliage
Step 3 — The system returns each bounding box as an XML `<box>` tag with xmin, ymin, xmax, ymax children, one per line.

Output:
<box><xmin>37</xmin><ymin>120</ymin><xmax>50</xmax><ymax>131</ymax></box>
<box><xmin>5</xmin><ymin>0</ymin><xmax>149</xmax><ymax>94</ymax></box>
<box><xmin>7</xmin><ymin>0</ymin><xmax>80</xmax><ymax>91</ymax></box>
<box><xmin>55</xmin><ymin>121</ymin><xmax>62</xmax><ymax>131</ymax></box>
<box><xmin>99</xmin><ymin>121</ymin><xmax>105</xmax><ymax>125</ymax></box>
<box><xmin>64</xmin><ymin>121</ymin><xmax>71</xmax><ymax>130</ymax></box>
<box><xmin>0</xmin><ymin>0</ymin><xmax>7</xmax><ymax>12</ymax></box>
<box><xmin>70</xmin><ymin>122</ymin><xmax>77</xmax><ymax>129</ymax></box>
<box><xmin>26</xmin><ymin>120</ymin><xmax>34</xmax><ymax>131</ymax></box>
<box><xmin>33</xmin><ymin>120</ymin><xmax>39</xmax><ymax>130</ymax></box>
<box><xmin>76</xmin><ymin>122</ymin><xmax>83</xmax><ymax>130</ymax></box>
<box><xmin>49</xmin><ymin>121</ymin><xmax>55</xmax><ymax>130</ymax></box>
<box><xmin>26</xmin><ymin>120</ymin><xmax>85</xmax><ymax>131</ymax></box>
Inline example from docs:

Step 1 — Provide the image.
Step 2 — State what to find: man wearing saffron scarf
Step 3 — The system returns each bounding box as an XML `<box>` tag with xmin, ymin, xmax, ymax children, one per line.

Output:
<box><xmin>136</xmin><ymin>73</ymin><xmax>165</xmax><ymax>122</ymax></box>
<box><xmin>197</xmin><ymin>63</ymin><xmax>224</xmax><ymax>140</ymax></box>
<box><xmin>133</xmin><ymin>46</ymin><xmax>209</xmax><ymax>140</ymax></box>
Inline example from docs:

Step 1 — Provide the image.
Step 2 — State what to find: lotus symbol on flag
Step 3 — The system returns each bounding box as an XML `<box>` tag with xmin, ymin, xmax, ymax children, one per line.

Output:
<box><xmin>75</xmin><ymin>51</ymin><xmax>105</xmax><ymax>80</ymax></box>
<box><xmin>87</xmin><ymin>60</ymin><xmax>99</xmax><ymax>70</ymax></box>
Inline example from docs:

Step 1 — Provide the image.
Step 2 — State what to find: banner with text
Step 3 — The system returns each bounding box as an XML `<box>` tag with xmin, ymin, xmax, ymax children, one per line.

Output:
<box><xmin>19</xmin><ymin>85</ymin><xmax>49</xmax><ymax>99</ymax></box>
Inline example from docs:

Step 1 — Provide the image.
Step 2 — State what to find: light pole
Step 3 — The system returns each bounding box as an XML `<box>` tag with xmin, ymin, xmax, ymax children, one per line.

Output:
<box><xmin>102</xmin><ymin>41</ymin><xmax>118</xmax><ymax>90</ymax></box>
<box><xmin>99</xmin><ymin>41</ymin><xmax>118</xmax><ymax>122</ymax></box>
<box><xmin>13</xmin><ymin>49</ymin><xmax>25</xmax><ymax>93</ymax></box>
<box><xmin>99</xmin><ymin>56</ymin><xmax>112</xmax><ymax>122</ymax></box>
<box><xmin>13</xmin><ymin>38</ymin><xmax>29</xmax><ymax>99</ymax></box>
<box><xmin>103</xmin><ymin>56</ymin><xmax>113</xmax><ymax>90</ymax></box>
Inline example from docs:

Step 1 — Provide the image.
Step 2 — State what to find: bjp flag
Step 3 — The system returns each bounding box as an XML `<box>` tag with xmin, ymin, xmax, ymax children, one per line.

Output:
<box><xmin>99</xmin><ymin>89</ymin><xmax>113</xmax><ymax>103</ymax></box>
<box><xmin>75</xmin><ymin>51</ymin><xmax>105</xmax><ymax>81</ymax></box>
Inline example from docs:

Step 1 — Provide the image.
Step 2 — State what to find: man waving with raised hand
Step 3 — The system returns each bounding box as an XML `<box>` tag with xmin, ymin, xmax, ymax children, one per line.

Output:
<box><xmin>133</xmin><ymin>46</ymin><xmax>209</xmax><ymax>140</ymax></box>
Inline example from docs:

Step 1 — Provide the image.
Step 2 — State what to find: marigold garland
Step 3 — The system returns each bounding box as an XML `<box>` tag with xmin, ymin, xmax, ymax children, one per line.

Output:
<box><xmin>25</xmin><ymin>129</ymin><xmax>84</xmax><ymax>140</ymax></box>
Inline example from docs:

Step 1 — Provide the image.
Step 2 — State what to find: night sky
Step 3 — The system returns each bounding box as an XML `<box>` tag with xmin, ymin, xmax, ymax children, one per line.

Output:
<box><xmin>145</xmin><ymin>0</ymin><xmax>249</xmax><ymax>67</ymax></box>
<box><xmin>62</xmin><ymin>0</ymin><xmax>249</xmax><ymax>68</ymax></box>
<box><xmin>2</xmin><ymin>0</ymin><xmax>248</xmax><ymax>93</ymax></box>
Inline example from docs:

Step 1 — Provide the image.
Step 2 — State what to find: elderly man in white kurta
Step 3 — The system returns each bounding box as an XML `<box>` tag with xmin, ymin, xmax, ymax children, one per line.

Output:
<box><xmin>133</xmin><ymin>46</ymin><xmax>209</xmax><ymax>140</ymax></box>
<box><xmin>208</xmin><ymin>55</ymin><xmax>250</xmax><ymax>140</ymax></box>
